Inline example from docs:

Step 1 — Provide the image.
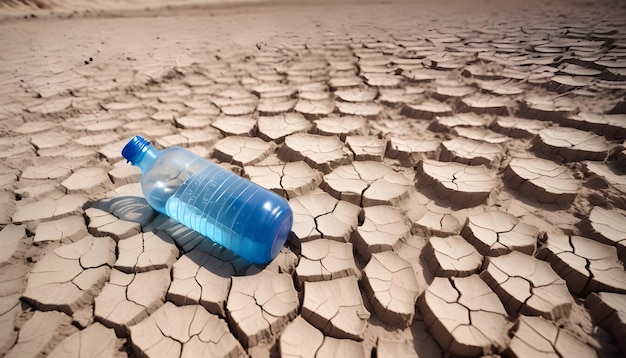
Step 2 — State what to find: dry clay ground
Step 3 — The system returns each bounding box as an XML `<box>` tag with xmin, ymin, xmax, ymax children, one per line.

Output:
<box><xmin>1</xmin><ymin>0</ymin><xmax>626</xmax><ymax>357</ymax></box>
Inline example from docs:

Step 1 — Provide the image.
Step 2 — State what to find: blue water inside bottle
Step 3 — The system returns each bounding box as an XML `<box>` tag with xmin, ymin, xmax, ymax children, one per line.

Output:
<box><xmin>122</xmin><ymin>135</ymin><xmax>293</xmax><ymax>264</ymax></box>
<box><xmin>164</xmin><ymin>165</ymin><xmax>292</xmax><ymax>263</ymax></box>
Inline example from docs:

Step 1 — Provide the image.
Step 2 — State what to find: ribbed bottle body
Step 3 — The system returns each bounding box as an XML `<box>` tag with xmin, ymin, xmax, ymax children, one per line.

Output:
<box><xmin>162</xmin><ymin>162</ymin><xmax>292</xmax><ymax>263</ymax></box>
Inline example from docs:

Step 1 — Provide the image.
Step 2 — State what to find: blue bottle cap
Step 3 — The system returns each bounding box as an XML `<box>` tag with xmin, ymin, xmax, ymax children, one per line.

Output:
<box><xmin>122</xmin><ymin>135</ymin><xmax>150</xmax><ymax>165</ymax></box>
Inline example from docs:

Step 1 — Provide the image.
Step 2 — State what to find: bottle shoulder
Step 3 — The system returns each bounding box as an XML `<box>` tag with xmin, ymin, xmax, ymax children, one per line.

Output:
<box><xmin>158</xmin><ymin>146</ymin><xmax>198</xmax><ymax>159</ymax></box>
<box><xmin>140</xmin><ymin>147</ymin><xmax>211</xmax><ymax>213</ymax></box>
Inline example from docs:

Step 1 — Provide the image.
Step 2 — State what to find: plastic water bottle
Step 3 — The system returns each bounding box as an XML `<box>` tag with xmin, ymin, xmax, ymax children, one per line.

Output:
<box><xmin>121</xmin><ymin>135</ymin><xmax>293</xmax><ymax>264</ymax></box>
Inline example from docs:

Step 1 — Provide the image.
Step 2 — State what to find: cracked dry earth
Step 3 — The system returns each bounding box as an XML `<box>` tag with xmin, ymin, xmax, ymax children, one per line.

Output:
<box><xmin>2</xmin><ymin>0</ymin><xmax>626</xmax><ymax>357</ymax></box>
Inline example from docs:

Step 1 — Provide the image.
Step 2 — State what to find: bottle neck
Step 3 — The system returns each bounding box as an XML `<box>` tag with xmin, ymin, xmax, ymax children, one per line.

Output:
<box><xmin>135</xmin><ymin>145</ymin><xmax>160</xmax><ymax>172</ymax></box>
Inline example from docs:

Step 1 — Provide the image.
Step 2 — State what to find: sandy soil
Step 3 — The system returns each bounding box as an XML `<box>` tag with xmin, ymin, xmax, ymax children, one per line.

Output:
<box><xmin>1</xmin><ymin>0</ymin><xmax>626</xmax><ymax>357</ymax></box>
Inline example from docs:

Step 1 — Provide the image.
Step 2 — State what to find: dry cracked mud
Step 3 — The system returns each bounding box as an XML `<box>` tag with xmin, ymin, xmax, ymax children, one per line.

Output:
<box><xmin>481</xmin><ymin>251</ymin><xmax>575</xmax><ymax>320</ymax></box>
<box><xmin>418</xmin><ymin>275</ymin><xmax>509</xmax><ymax>356</ymax></box>
<box><xmin>1</xmin><ymin>0</ymin><xmax>626</xmax><ymax>357</ymax></box>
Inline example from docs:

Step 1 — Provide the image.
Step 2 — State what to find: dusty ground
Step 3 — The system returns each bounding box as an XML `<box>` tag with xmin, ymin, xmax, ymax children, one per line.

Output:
<box><xmin>1</xmin><ymin>0</ymin><xmax>626</xmax><ymax>357</ymax></box>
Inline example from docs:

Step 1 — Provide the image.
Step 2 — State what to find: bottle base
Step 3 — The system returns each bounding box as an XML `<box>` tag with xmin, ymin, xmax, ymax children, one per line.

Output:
<box><xmin>268</xmin><ymin>215</ymin><xmax>293</xmax><ymax>261</ymax></box>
